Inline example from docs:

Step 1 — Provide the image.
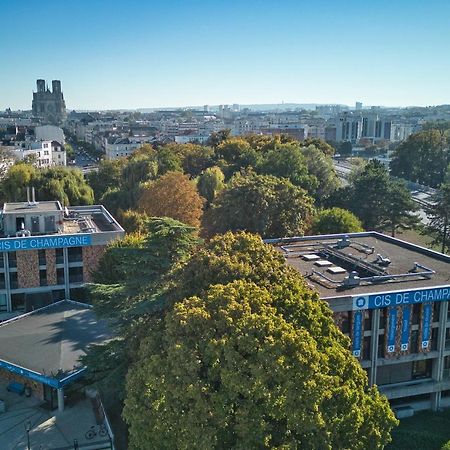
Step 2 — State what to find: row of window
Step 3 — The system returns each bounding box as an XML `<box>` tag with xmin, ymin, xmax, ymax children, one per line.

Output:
<box><xmin>5</xmin><ymin>267</ymin><xmax>83</xmax><ymax>291</ymax></box>
<box><xmin>339</xmin><ymin>303</ymin><xmax>442</xmax><ymax>334</ymax></box>
<box><xmin>0</xmin><ymin>247</ymin><xmax>84</xmax><ymax>269</ymax></box>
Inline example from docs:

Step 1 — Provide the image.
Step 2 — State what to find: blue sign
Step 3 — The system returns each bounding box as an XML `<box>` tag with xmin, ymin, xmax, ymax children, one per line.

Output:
<box><xmin>387</xmin><ymin>308</ymin><xmax>398</xmax><ymax>353</ymax></box>
<box><xmin>0</xmin><ymin>359</ymin><xmax>86</xmax><ymax>388</ymax></box>
<box><xmin>400</xmin><ymin>306</ymin><xmax>411</xmax><ymax>351</ymax></box>
<box><xmin>0</xmin><ymin>234</ymin><xmax>92</xmax><ymax>252</ymax></box>
<box><xmin>352</xmin><ymin>310</ymin><xmax>363</xmax><ymax>357</ymax></box>
<box><xmin>421</xmin><ymin>303</ymin><xmax>433</xmax><ymax>349</ymax></box>
<box><xmin>353</xmin><ymin>286</ymin><xmax>450</xmax><ymax>310</ymax></box>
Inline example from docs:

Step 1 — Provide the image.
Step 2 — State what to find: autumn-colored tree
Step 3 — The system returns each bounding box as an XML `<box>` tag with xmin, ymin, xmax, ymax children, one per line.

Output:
<box><xmin>138</xmin><ymin>171</ymin><xmax>204</xmax><ymax>227</ymax></box>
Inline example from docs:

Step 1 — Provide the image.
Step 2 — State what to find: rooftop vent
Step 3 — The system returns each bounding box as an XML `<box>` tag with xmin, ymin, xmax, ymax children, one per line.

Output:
<box><xmin>342</xmin><ymin>271</ymin><xmax>361</xmax><ymax>287</ymax></box>
<box><xmin>336</xmin><ymin>235</ymin><xmax>351</xmax><ymax>249</ymax></box>
<box><xmin>375</xmin><ymin>254</ymin><xmax>391</xmax><ymax>267</ymax></box>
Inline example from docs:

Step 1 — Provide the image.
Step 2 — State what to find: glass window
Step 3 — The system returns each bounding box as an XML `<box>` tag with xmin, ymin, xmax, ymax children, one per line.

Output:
<box><xmin>412</xmin><ymin>304</ymin><xmax>421</xmax><ymax>325</ymax></box>
<box><xmin>38</xmin><ymin>249</ymin><xmax>46</xmax><ymax>266</ymax></box>
<box><xmin>377</xmin><ymin>334</ymin><xmax>385</xmax><ymax>358</ymax></box>
<box><xmin>57</xmin><ymin>268</ymin><xmax>65</xmax><ymax>285</ymax></box>
<box><xmin>363</xmin><ymin>336</ymin><xmax>371</xmax><ymax>360</ymax></box>
<box><xmin>8</xmin><ymin>252</ymin><xmax>17</xmax><ymax>268</ymax></box>
<box><xmin>68</xmin><ymin>247</ymin><xmax>83</xmax><ymax>263</ymax></box>
<box><xmin>9</xmin><ymin>272</ymin><xmax>18</xmax><ymax>290</ymax></box>
<box><xmin>433</xmin><ymin>302</ymin><xmax>440</xmax><ymax>322</ymax></box>
<box><xmin>0</xmin><ymin>294</ymin><xmax>6</xmax><ymax>312</ymax></box>
<box><xmin>69</xmin><ymin>267</ymin><xmax>83</xmax><ymax>283</ymax></box>
<box><xmin>412</xmin><ymin>360</ymin><xmax>432</xmax><ymax>380</ymax></box>
<box><xmin>364</xmin><ymin>310</ymin><xmax>372</xmax><ymax>331</ymax></box>
<box><xmin>410</xmin><ymin>330</ymin><xmax>419</xmax><ymax>354</ymax></box>
<box><xmin>11</xmin><ymin>293</ymin><xmax>25</xmax><ymax>311</ymax></box>
<box><xmin>56</xmin><ymin>249</ymin><xmax>64</xmax><ymax>264</ymax></box>
<box><xmin>39</xmin><ymin>270</ymin><xmax>47</xmax><ymax>287</ymax></box>
<box><xmin>431</xmin><ymin>328</ymin><xmax>439</xmax><ymax>351</ymax></box>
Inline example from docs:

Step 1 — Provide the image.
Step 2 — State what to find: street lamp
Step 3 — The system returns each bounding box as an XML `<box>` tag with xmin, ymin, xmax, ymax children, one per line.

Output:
<box><xmin>24</xmin><ymin>420</ymin><xmax>31</xmax><ymax>450</ymax></box>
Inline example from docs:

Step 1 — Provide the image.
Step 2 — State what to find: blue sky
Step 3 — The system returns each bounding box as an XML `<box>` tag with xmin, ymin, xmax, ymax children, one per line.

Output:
<box><xmin>1</xmin><ymin>0</ymin><xmax>450</xmax><ymax>110</ymax></box>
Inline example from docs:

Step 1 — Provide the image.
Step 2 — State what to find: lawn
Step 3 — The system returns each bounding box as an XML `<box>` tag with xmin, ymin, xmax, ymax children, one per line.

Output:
<box><xmin>388</xmin><ymin>409</ymin><xmax>450</xmax><ymax>450</ymax></box>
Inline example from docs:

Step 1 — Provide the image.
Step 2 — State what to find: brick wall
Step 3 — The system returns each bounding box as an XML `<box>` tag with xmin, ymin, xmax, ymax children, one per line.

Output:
<box><xmin>16</xmin><ymin>250</ymin><xmax>40</xmax><ymax>288</ymax></box>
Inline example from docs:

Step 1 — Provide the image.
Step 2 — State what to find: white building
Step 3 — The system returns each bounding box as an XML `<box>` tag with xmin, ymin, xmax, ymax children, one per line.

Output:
<box><xmin>12</xmin><ymin>141</ymin><xmax>66</xmax><ymax>168</ymax></box>
<box><xmin>105</xmin><ymin>138</ymin><xmax>143</xmax><ymax>160</ymax></box>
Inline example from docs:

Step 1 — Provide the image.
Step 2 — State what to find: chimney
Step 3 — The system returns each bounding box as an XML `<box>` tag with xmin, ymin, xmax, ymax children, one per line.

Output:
<box><xmin>26</xmin><ymin>187</ymin><xmax>31</xmax><ymax>205</ymax></box>
<box><xmin>32</xmin><ymin>187</ymin><xmax>36</xmax><ymax>204</ymax></box>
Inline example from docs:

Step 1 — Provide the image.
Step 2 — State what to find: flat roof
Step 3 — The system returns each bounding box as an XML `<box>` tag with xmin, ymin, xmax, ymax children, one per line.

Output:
<box><xmin>0</xmin><ymin>301</ymin><xmax>111</xmax><ymax>385</ymax></box>
<box><xmin>268</xmin><ymin>232</ymin><xmax>450</xmax><ymax>299</ymax></box>
<box><xmin>3</xmin><ymin>201</ymin><xmax>62</xmax><ymax>214</ymax></box>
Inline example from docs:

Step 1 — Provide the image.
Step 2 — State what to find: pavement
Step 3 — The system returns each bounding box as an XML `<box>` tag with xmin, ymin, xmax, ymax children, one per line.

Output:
<box><xmin>0</xmin><ymin>380</ymin><xmax>111</xmax><ymax>449</ymax></box>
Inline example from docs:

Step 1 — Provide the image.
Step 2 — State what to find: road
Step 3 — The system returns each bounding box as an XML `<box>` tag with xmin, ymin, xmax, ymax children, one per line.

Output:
<box><xmin>67</xmin><ymin>140</ymin><xmax>98</xmax><ymax>174</ymax></box>
<box><xmin>333</xmin><ymin>160</ymin><xmax>435</xmax><ymax>225</ymax></box>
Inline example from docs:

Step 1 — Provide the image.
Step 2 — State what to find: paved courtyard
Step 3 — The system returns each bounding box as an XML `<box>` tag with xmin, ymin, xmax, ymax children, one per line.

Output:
<box><xmin>0</xmin><ymin>380</ymin><xmax>111</xmax><ymax>449</ymax></box>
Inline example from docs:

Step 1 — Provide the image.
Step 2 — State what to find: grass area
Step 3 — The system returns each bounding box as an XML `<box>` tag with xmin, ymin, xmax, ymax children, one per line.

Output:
<box><xmin>388</xmin><ymin>409</ymin><xmax>450</xmax><ymax>450</ymax></box>
<box><xmin>395</xmin><ymin>228</ymin><xmax>441</xmax><ymax>252</ymax></box>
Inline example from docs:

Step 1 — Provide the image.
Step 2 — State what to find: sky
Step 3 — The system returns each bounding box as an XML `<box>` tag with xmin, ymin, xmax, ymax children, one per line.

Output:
<box><xmin>1</xmin><ymin>0</ymin><xmax>450</xmax><ymax>110</ymax></box>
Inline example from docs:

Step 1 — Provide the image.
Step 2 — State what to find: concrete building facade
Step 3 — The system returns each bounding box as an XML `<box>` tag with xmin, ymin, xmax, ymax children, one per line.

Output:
<box><xmin>0</xmin><ymin>195</ymin><xmax>124</xmax><ymax>318</ymax></box>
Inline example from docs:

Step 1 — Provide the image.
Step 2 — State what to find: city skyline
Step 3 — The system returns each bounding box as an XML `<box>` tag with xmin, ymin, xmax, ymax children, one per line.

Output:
<box><xmin>1</xmin><ymin>0</ymin><xmax>450</xmax><ymax>110</ymax></box>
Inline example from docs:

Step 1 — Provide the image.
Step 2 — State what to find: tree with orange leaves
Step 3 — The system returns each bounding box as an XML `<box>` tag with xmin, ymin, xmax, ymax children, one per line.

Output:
<box><xmin>138</xmin><ymin>171</ymin><xmax>204</xmax><ymax>227</ymax></box>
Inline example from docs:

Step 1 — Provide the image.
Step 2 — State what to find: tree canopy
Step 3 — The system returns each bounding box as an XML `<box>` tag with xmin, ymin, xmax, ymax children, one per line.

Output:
<box><xmin>311</xmin><ymin>207</ymin><xmax>363</xmax><ymax>234</ymax></box>
<box><xmin>203</xmin><ymin>172</ymin><xmax>314</xmax><ymax>238</ymax></box>
<box><xmin>390</xmin><ymin>130</ymin><xmax>450</xmax><ymax>187</ymax></box>
<box><xmin>123</xmin><ymin>232</ymin><xmax>398</xmax><ymax>449</ymax></box>
<box><xmin>139</xmin><ymin>171</ymin><xmax>205</xmax><ymax>227</ymax></box>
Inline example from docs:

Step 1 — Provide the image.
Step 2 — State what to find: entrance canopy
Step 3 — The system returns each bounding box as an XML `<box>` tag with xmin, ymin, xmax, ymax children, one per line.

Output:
<box><xmin>0</xmin><ymin>300</ymin><xmax>110</xmax><ymax>388</ymax></box>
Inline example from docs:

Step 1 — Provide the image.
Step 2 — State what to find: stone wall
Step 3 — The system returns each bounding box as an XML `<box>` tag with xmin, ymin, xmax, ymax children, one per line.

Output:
<box><xmin>16</xmin><ymin>250</ymin><xmax>40</xmax><ymax>288</ymax></box>
<box><xmin>82</xmin><ymin>246</ymin><xmax>106</xmax><ymax>282</ymax></box>
<box><xmin>46</xmin><ymin>249</ymin><xmax>57</xmax><ymax>285</ymax></box>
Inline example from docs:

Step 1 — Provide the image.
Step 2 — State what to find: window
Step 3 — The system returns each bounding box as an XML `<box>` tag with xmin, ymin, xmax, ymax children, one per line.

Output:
<box><xmin>57</xmin><ymin>268</ymin><xmax>65</xmax><ymax>285</ymax></box>
<box><xmin>410</xmin><ymin>330</ymin><xmax>419</xmax><ymax>354</ymax></box>
<box><xmin>0</xmin><ymin>273</ymin><xmax>6</xmax><ymax>290</ymax></box>
<box><xmin>431</xmin><ymin>328</ymin><xmax>439</xmax><ymax>351</ymax></box>
<box><xmin>412</xmin><ymin>304</ymin><xmax>421</xmax><ymax>325</ymax></box>
<box><xmin>0</xmin><ymin>294</ymin><xmax>6</xmax><ymax>312</ymax></box>
<box><xmin>412</xmin><ymin>360</ymin><xmax>432</xmax><ymax>380</ymax></box>
<box><xmin>43</xmin><ymin>143</ymin><xmax>48</xmax><ymax>148</ymax></box>
<box><xmin>11</xmin><ymin>293</ymin><xmax>25</xmax><ymax>311</ymax></box>
<box><xmin>69</xmin><ymin>267</ymin><xmax>83</xmax><ymax>283</ymax></box>
<box><xmin>56</xmin><ymin>248</ymin><xmax>64</xmax><ymax>264</ymax></box>
<box><xmin>38</xmin><ymin>249</ymin><xmax>46</xmax><ymax>265</ymax></box>
<box><xmin>377</xmin><ymin>334</ymin><xmax>385</xmax><ymax>358</ymax></box>
<box><xmin>9</xmin><ymin>272</ymin><xmax>18</xmax><ymax>289</ymax></box>
<box><xmin>379</xmin><ymin>309</ymin><xmax>387</xmax><ymax>330</ymax></box>
<box><xmin>68</xmin><ymin>247</ymin><xmax>83</xmax><ymax>263</ymax></box>
<box><xmin>44</xmin><ymin>216</ymin><xmax>56</xmax><ymax>232</ymax></box>
<box><xmin>433</xmin><ymin>302</ymin><xmax>440</xmax><ymax>322</ymax></box>
<box><xmin>364</xmin><ymin>310</ymin><xmax>372</xmax><ymax>331</ymax></box>
<box><xmin>363</xmin><ymin>336</ymin><xmax>371</xmax><ymax>360</ymax></box>
<box><xmin>39</xmin><ymin>269</ymin><xmax>47</xmax><ymax>287</ymax></box>
<box><xmin>8</xmin><ymin>252</ymin><xmax>17</xmax><ymax>268</ymax></box>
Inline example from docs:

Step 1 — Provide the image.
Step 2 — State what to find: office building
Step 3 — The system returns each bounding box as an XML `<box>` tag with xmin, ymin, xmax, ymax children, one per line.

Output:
<box><xmin>268</xmin><ymin>232</ymin><xmax>450</xmax><ymax>415</ymax></box>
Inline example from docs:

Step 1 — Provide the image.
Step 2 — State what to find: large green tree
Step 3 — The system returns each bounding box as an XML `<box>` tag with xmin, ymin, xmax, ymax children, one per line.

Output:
<box><xmin>311</xmin><ymin>207</ymin><xmax>363</xmax><ymax>234</ymax></box>
<box><xmin>344</xmin><ymin>160</ymin><xmax>418</xmax><ymax>234</ymax></box>
<box><xmin>204</xmin><ymin>172</ymin><xmax>314</xmax><ymax>238</ymax></box>
<box><xmin>426</xmin><ymin>181</ymin><xmax>450</xmax><ymax>253</ymax></box>
<box><xmin>123</xmin><ymin>232</ymin><xmax>398</xmax><ymax>450</ymax></box>
<box><xmin>390</xmin><ymin>130</ymin><xmax>450</xmax><ymax>187</ymax></box>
